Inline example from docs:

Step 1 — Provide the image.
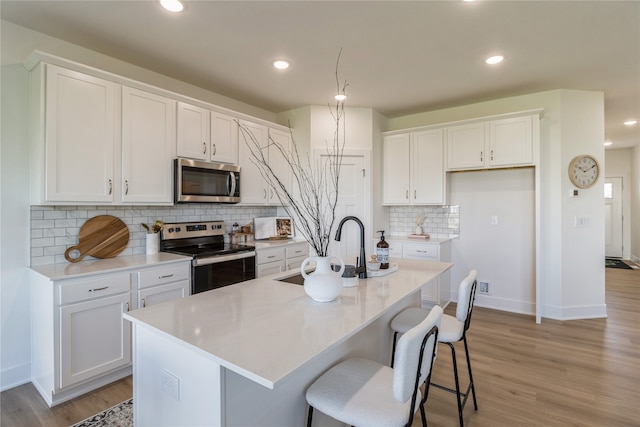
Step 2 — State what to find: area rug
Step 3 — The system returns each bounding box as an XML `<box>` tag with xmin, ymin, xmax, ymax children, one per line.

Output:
<box><xmin>605</xmin><ymin>259</ymin><xmax>633</xmax><ymax>270</ymax></box>
<box><xmin>70</xmin><ymin>398</ymin><xmax>132</xmax><ymax>427</ymax></box>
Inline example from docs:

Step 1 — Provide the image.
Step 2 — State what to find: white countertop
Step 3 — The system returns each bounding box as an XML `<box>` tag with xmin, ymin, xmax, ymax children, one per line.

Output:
<box><xmin>29</xmin><ymin>252</ymin><xmax>192</xmax><ymax>280</ymax></box>
<box><xmin>251</xmin><ymin>238</ymin><xmax>309</xmax><ymax>250</ymax></box>
<box><xmin>386</xmin><ymin>235</ymin><xmax>457</xmax><ymax>244</ymax></box>
<box><xmin>123</xmin><ymin>258</ymin><xmax>452</xmax><ymax>389</ymax></box>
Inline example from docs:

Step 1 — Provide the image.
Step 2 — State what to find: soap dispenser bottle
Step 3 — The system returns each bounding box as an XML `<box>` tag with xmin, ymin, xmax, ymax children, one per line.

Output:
<box><xmin>376</xmin><ymin>230</ymin><xmax>389</xmax><ymax>269</ymax></box>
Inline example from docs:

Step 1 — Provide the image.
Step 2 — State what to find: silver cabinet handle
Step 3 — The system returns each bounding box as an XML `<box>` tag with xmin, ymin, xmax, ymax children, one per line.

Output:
<box><xmin>159</xmin><ymin>274</ymin><xmax>174</xmax><ymax>279</ymax></box>
<box><xmin>108</xmin><ymin>179</ymin><xmax>113</xmax><ymax>195</ymax></box>
<box><xmin>125</xmin><ymin>302</ymin><xmax>130</xmax><ymax>312</ymax></box>
<box><xmin>480</xmin><ymin>151</ymin><xmax>483</xmax><ymax>162</ymax></box>
<box><xmin>142</xmin><ymin>298</ymin><xmax>146</xmax><ymax>308</ymax></box>
<box><xmin>89</xmin><ymin>286</ymin><xmax>108</xmax><ymax>292</ymax></box>
<box><xmin>491</xmin><ymin>149</ymin><xmax>494</xmax><ymax>161</ymax></box>
<box><xmin>414</xmin><ymin>190</ymin><xmax>417</xmax><ymax>199</ymax></box>
<box><xmin>212</xmin><ymin>143</ymin><xmax>216</xmax><ymax>155</ymax></box>
<box><xmin>405</xmin><ymin>190</ymin><xmax>409</xmax><ymax>199</ymax></box>
<box><xmin>203</xmin><ymin>141</ymin><xmax>207</xmax><ymax>155</ymax></box>
<box><xmin>124</xmin><ymin>180</ymin><xmax>129</xmax><ymax>195</ymax></box>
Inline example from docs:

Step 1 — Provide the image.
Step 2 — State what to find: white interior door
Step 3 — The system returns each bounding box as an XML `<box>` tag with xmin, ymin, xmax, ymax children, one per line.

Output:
<box><xmin>322</xmin><ymin>154</ymin><xmax>367</xmax><ymax>265</ymax></box>
<box><xmin>604</xmin><ymin>177</ymin><xmax>623</xmax><ymax>258</ymax></box>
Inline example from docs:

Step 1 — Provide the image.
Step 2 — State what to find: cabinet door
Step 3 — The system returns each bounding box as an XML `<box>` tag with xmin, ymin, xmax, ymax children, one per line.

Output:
<box><xmin>383</xmin><ymin>134</ymin><xmax>411</xmax><ymax>205</ymax></box>
<box><xmin>44</xmin><ymin>64</ymin><xmax>117</xmax><ymax>203</ymax></box>
<box><xmin>267</xmin><ymin>128</ymin><xmax>292</xmax><ymax>205</ymax></box>
<box><xmin>177</xmin><ymin>102</ymin><xmax>209</xmax><ymax>160</ymax></box>
<box><xmin>59</xmin><ymin>292</ymin><xmax>131</xmax><ymax>388</ymax></box>
<box><xmin>121</xmin><ymin>87</ymin><xmax>175</xmax><ymax>204</ymax></box>
<box><xmin>446</xmin><ymin>122</ymin><xmax>486</xmax><ymax>170</ymax></box>
<box><xmin>257</xmin><ymin>261</ymin><xmax>285</xmax><ymax>277</ymax></box>
<box><xmin>211</xmin><ymin>111</ymin><xmax>239</xmax><ymax>164</ymax></box>
<box><xmin>488</xmin><ymin>116</ymin><xmax>533</xmax><ymax>167</ymax></box>
<box><xmin>138</xmin><ymin>280</ymin><xmax>189</xmax><ymax>308</ymax></box>
<box><xmin>412</xmin><ymin>129</ymin><xmax>445</xmax><ymax>204</ymax></box>
<box><xmin>238</xmin><ymin>120</ymin><xmax>268</xmax><ymax>204</ymax></box>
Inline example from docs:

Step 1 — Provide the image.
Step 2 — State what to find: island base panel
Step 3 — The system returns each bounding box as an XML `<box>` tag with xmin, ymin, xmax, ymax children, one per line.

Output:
<box><xmin>132</xmin><ymin>325</ymin><xmax>224</xmax><ymax>426</ymax></box>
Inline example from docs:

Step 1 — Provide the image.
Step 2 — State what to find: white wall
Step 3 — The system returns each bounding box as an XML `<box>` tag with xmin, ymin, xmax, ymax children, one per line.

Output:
<box><xmin>388</xmin><ymin>89</ymin><xmax>606</xmax><ymax>321</ymax></box>
<box><xmin>1</xmin><ymin>64</ymin><xmax>32</xmax><ymax>390</ymax></box>
<box><xmin>604</xmin><ymin>149</ymin><xmax>633</xmax><ymax>260</ymax></box>
<box><xmin>449</xmin><ymin>168</ymin><xmax>536</xmax><ymax>314</ymax></box>
<box><xmin>631</xmin><ymin>146</ymin><xmax>640</xmax><ymax>264</ymax></box>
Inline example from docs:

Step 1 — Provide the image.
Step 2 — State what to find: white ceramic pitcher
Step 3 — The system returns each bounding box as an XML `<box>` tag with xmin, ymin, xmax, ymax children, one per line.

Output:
<box><xmin>300</xmin><ymin>256</ymin><xmax>345</xmax><ymax>302</ymax></box>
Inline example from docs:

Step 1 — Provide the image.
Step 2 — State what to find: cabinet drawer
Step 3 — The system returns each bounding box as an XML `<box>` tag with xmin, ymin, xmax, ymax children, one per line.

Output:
<box><xmin>386</xmin><ymin>242</ymin><xmax>403</xmax><ymax>258</ymax></box>
<box><xmin>59</xmin><ymin>274</ymin><xmax>131</xmax><ymax>305</ymax></box>
<box><xmin>256</xmin><ymin>248</ymin><xmax>285</xmax><ymax>265</ymax></box>
<box><xmin>137</xmin><ymin>263</ymin><xmax>190</xmax><ymax>289</ymax></box>
<box><xmin>286</xmin><ymin>245</ymin><xmax>308</xmax><ymax>259</ymax></box>
<box><xmin>403</xmin><ymin>244</ymin><xmax>439</xmax><ymax>260</ymax></box>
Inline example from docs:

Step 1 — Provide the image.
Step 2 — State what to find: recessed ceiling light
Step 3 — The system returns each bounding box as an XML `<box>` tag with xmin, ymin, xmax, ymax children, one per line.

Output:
<box><xmin>160</xmin><ymin>0</ymin><xmax>184</xmax><ymax>12</ymax></box>
<box><xmin>485</xmin><ymin>55</ymin><xmax>504</xmax><ymax>65</ymax></box>
<box><xmin>604</xmin><ymin>141</ymin><xmax>613</xmax><ymax>146</ymax></box>
<box><xmin>623</xmin><ymin>119</ymin><xmax>637</xmax><ymax>126</ymax></box>
<box><xmin>334</xmin><ymin>94</ymin><xmax>347</xmax><ymax>101</ymax></box>
<box><xmin>273</xmin><ymin>60</ymin><xmax>290</xmax><ymax>70</ymax></box>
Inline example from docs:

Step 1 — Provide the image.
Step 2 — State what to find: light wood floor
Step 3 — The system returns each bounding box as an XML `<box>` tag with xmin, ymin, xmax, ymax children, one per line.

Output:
<box><xmin>2</xmin><ymin>266</ymin><xmax>638</xmax><ymax>427</ymax></box>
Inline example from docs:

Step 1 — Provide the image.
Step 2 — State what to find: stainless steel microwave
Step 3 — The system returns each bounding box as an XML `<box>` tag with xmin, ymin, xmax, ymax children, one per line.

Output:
<box><xmin>174</xmin><ymin>158</ymin><xmax>241</xmax><ymax>203</ymax></box>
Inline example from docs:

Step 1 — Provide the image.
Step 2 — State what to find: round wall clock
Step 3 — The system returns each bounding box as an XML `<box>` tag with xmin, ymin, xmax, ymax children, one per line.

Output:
<box><xmin>569</xmin><ymin>154</ymin><xmax>600</xmax><ymax>189</ymax></box>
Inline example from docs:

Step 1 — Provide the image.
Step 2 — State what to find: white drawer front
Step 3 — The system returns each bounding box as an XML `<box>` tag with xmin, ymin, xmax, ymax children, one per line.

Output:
<box><xmin>286</xmin><ymin>245</ymin><xmax>308</xmax><ymax>259</ymax></box>
<box><xmin>386</xmin><ymin>242</ymin><xmax>403</xmax><ymax>257</ymax></box>
<box><xmin>403</xmin><ymin>243</ymin><xmax>439</xmax><ymax>260</ymax></box>
<box><xmin>137</xmin><ymin>263</ymin><xmax>190</xmax><ymax>289</ymax></box>
<box><xmin>257</xmin><ymin>248</ymin><xmax>285</xmax><ymax>265</ymax></box>
<box><xmin>59</xmin><ymin>274</ymin><xmax>131</xmax><ymax>305</ymax></box>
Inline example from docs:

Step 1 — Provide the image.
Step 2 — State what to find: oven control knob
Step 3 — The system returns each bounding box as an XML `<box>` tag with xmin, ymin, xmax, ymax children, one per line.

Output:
<box><xmin>176</xmin><ymin>227</ymin><xmax>181</xmax><ymax>232</ymax></box>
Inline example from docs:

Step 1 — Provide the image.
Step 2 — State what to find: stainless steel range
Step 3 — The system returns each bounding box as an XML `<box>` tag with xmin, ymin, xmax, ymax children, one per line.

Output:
<box><xmin>160</xmin><ymin>221</ymin><xmax>256</xmax><ymax>294</ymax></box>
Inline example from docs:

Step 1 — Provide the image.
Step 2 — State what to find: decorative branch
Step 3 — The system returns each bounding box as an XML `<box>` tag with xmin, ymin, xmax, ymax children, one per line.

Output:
<box><xmin>237</xmin><ymin>51</ymin><xmax>347</xmax><ymax>257</ymax></box>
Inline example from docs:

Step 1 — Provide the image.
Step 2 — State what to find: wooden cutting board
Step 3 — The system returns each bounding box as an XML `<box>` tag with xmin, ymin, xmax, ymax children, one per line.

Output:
<box><xmin>65</xmin><ymin>215</ymin><xmax>130</xmax><ymax>263</ymax></box>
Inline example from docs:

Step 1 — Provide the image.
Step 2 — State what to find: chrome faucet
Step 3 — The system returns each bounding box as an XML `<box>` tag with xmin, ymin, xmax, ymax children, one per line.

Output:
<box><xmin>334</xmin><ymin>216</ymin><xmax>367</xmax><ymax>279</ymax></box>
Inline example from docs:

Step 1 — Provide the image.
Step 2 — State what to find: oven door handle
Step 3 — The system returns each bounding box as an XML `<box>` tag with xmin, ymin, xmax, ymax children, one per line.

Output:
<box><xmin>193</xmin><ymin>251</ymin><xmax>255</xmax><ymax>266</ymax></box>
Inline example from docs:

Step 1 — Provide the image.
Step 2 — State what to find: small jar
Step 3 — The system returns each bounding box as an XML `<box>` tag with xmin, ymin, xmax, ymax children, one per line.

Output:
<box><xmin>232</xmin><ymin>223</ymin><xmax>239</xmax><ymax>233</ymax></box>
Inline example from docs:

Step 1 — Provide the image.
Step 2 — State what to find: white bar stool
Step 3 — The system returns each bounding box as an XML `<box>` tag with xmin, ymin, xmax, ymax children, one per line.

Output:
<box><xmin>305</xmin><ymin>306</ymin><xmax>443</xmax><ymax>427</ymax></box>
<box><xmin>390</xmin><ymin>270</ymin><xmax>479</xmax><ymax>427</ymax></box>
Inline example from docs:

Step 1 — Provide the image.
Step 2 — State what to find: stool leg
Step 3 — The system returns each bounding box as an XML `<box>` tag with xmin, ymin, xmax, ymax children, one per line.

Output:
<box><xmin>446</xmin><ymin>342</ymin><xmax>464</xmax><ymax>427</ymax></box>
<box><xmin>463</xmin><ymin>336</ymin><xmax>478</xmax><ymax>410</ymax></box>
<box><xmin>307</xmin><ymin>406</ymin><xmax>314</xmax><ymax>427</ymax></box>
<box><xmin>391</xmin><ymin>331</ymin><xmax>399</xmax><ymax>367</ymax></box>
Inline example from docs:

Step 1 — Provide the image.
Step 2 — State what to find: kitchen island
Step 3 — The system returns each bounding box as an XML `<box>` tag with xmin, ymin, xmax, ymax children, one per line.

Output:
<box><xmin>123</xmin><ymin>258</ymin><xmax>452</xmax><ymax>426</ymax></box>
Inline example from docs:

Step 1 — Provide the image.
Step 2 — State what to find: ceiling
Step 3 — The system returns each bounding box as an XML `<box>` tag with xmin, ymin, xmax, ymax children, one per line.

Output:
<box><xmin>2</xmin><ymin>0</ymin><xmax>639</xmax><ymax>149</ymax></box>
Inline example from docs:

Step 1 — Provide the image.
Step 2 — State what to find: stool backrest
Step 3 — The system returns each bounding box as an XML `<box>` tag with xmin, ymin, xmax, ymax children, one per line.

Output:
<box><xmin>456</xmin><ymin>270</ymin><xmax>478</xmax><ymax>330</ymax></box>
<box><xmin>393</xmin><ymin>305</ymin><xmax>443</xmax><ymax>403</ymax></box>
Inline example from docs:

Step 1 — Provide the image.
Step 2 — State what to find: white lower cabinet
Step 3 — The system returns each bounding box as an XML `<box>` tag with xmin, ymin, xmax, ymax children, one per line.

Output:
<box><xmin>30</xmin><ymin>258</ymin><xmax>190</xmax><ymax>407</ymax></box>
<box><xmin>375</xmin><ymin>238</ymin><xmax>451</xmax><ymax>307</ymax></box>
<box><xmin>255</xmin><ymin>242</ymin><xmax>309</xmax><ymax>277</ymax></box>
<box><xmin>134</xmin><ymin>262</ymin><xmax>190</xmax><ymax>308</ymax></box>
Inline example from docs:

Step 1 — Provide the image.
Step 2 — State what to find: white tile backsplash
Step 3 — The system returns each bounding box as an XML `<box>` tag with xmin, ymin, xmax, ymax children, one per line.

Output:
<box><xmin>30</xmin><ymin>205</ymin><xmax>277</xmax><ymax>266</ymax></box>
<box><xmin>388</xmin><ymin>205</ymin><xmax>460</xmax><ymax>237</ymax></box>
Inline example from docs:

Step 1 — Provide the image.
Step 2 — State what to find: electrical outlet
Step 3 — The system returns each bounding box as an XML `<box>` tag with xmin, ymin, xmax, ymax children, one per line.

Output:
<box><xmin>161</xmin><ymin>369</ymin><xmax>180</xmax><ymax>401</ymax></box>
<box><xmin>478</xmin><ymin>281</ymin><xmax>490</xmax><ymax>294</ymax></box>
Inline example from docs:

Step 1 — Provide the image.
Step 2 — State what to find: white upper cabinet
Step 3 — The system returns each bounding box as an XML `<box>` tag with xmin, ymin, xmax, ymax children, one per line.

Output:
<box><xmin>238</xmin><ymin>120</ymin><xmax>269</xmax><ymax>204</ymax></box>
<box><xmin>121</xmin><ymin>87</ymin><xmax>175</xmax><ymax>204</ymax></box>
<box><xmin>210</xmin><ymin>111</ymin><xmax>239</xmax><ymax>164</ymax></box>
<box><xmin>447</xmin><ymin>115</ymin><xmax>534</xmax><ymax>171</ymax></box>
<box><xmin>383</xmin><ymin>134</ymin><xmax>411</xmax><ymax>205</ymax></box>
<box><xmin>39</xmin><ymin>64</ymin><xmax>118</xmax><ymax>203</ymax></box>
<box><xmin>267</xmin><ymin>127</ymin><xmax>292</xmax><ymax>202</ymax></box>
<box><xmin>176</xmin><ymin>102</ymin><xmax>210</xmax><ymax>161</ymax></box>
<box><xmin>176</xmin><ymin>102</ymin><xmax>238</xmax><ymax>164</ymax></box>
<box><xmin>383</xmin><ymin>129</ymin><xmax>445</xmax><ymax>205</ymax></box>
<box><xmin>487</xmin><ymin>115</ymin><xmax>533</xmax><ymax>167</ymax></box>
<box><xmin>446</xmin><ymin>122</ymin><xmax>486</xmax><ymax>170</ymax></box>
<box><xmin>238</xmin><ymin>121</ymin><xmax>291</xmax><ymax>206</ymax></box>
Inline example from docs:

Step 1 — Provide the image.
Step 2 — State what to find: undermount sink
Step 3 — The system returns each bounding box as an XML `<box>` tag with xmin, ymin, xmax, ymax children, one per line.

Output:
<box><xmin>277</xmin><ymin>273</ymin><xmax>306</xmax><ymax>286</ymax></box>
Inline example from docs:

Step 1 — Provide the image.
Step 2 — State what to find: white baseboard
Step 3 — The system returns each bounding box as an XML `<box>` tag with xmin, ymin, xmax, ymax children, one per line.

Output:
<box><xmin>1</xmin><ymin>362</ymin><xmax>31</xmax><ymax>392</ymax></box>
